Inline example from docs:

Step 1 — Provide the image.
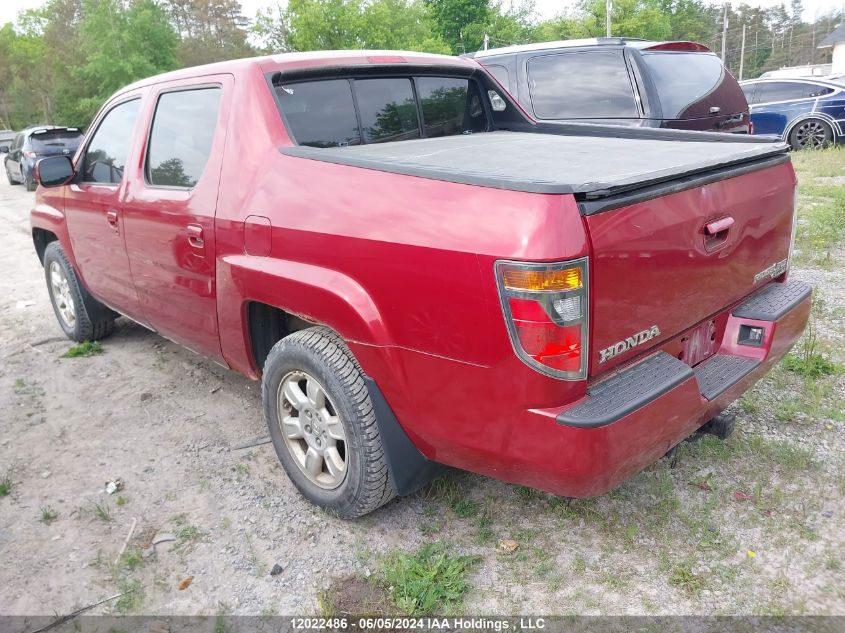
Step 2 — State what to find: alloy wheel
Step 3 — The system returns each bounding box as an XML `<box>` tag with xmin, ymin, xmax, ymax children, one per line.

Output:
<box><xmin>49</xmin><ymin>261</ymin><xmax>76</xmax><ymax>329</ymax></box>
<box><xmin>794</xmin><ymin>120</ymin><xmax>829</xmax><ymax>149</ymax></box>
<box><xmin>277</xmin><ymin>370</ymin><xmax>348</xmax><ymax>489</ymax></box>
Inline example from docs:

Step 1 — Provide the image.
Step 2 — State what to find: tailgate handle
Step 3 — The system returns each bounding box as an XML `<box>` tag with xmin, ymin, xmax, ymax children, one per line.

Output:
<box><xmin>705</xmin><ymin>216</ymin><xmax>734</xmax><ymax>236</ymax></box>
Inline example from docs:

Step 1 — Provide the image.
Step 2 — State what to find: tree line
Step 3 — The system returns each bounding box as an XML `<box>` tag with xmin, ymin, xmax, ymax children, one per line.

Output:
<box><xmin>1</xmin><ymin>0</ymin><xmax>842</xmax><ymax>131</ymax></box>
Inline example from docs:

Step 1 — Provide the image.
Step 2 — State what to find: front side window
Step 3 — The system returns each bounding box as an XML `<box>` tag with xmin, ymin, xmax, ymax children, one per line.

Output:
<box><xmin>640</xmin><ymin>52</ymin><xmax>725</xmax><ymax>118</ymax></box>
<box><xmin>528</xmin><ymin>51</ymin><xmax>638</xmax><ymax>119</ymax></box>
<box><xmin>82</xmin><ymin>99</ymin><xmax>141</xmax><ymax>184</ymax></box>
<box><xmin>355</xmin><ymin>78</ymin><xmax>419</xmax><ymax>143</ymax></box>
<box><xmin>417</xmin><ymin>77</ymin><xmax>485</xmax><ymax>137</ymax></box>
<box><xmin>146</xmin><ymin>87</ymin><xmax>222</xmax><ymax>188</ymax></box>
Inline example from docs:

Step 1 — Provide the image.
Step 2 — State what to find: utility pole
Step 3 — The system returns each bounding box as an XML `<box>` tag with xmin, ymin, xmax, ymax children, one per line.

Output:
<box><xmin>606</xmin><ymin>0</ymin><xmax>612</xmax><ymax>37</ymax></box>
<box><xmin>721</xmin><ymin>3</ymin><xmax>729</xmax><ymax>63</ymax></box>
<box><xmin>739</xmin><ymin>24</ymin><xmax>746</xmax><ymax>80</ymax></box>
<box><xmin>483</xmin><ymin>34</ymin><xmax>489</xmax><ymax>50</ymax></box>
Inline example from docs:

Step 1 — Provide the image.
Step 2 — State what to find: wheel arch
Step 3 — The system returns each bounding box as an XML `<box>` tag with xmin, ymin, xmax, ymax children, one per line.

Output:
<box><xmin>218</xmin><ymin>254</ymin><xmax>393</xmax><ymax>379</ymax></box>
<box><xmin>782</xmin><ymin>112</ymin><xmax>841</xmax><ymax>143</ymax></box>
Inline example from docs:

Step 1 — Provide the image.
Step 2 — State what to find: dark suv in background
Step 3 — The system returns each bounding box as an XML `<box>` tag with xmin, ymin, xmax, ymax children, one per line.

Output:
<box><xmin>468</xmin><ymin>38</ymin><xmax>750</xmax><ymax>133</ymax></box>
<box><xmin>2</xmin><ymin>126</ymin><xmax>84</xmax><ymax>190</ymax></box>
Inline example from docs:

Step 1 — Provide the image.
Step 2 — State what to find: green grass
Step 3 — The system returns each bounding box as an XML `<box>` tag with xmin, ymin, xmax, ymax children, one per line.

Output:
<box><xmin>791</xmin><ymin>149</ymin><xmax>845</xmax><ymax>267</ymax></box>
<box><xmin>115</xmin><ymin>495</ymin><xmax>128</xmax><ymax>506</ymax></box>
<box><xmin>119</xmin><ymin>549</ymin><xmax>143</xmax><ymax>570</ymax></box>
<box><xmin>113</xmin><ymin>578</ymin><xmax>144</xmax><ymax>613</ymax></box>
<box><xmin>0</xmin><ymin>474</ymin><xmax>11</xmax><ymax>497</ymax></box>
<box><xmin>782</xmin><ymin>352</ymin><xmax>842</xmax><ymax>378</ymax></box>
<box><xmin>379</xmin><ymin>543</ymin><xmax>479</xmax><ymax>616</ymax></box>
<box><xmin>40</xmin><ymin>505</ymin><xmax>58</xmax><ymax>524</ymax></box>
<box><xmin>62</xmin><ymin>340</ymin><xmax>103</xmax><ymax>358</ymax></box>
<box><xmin>669</xmin><ymin>562</ymin><xmax>706</xmax><ymax>596</ymax></box>
<box><xmin>89</xmin><ymin>501</ymin><xmax>112</xmax><ymax>522</ymax></box>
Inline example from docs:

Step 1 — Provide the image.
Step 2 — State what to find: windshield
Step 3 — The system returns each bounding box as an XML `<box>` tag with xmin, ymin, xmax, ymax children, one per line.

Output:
<box><xmin>29</xmin><ymin>130</ymin><xmax>84</xmax><ymax>152</ymax></box>
<box><xmin>641</xmin><ymin>52</ymin><xmax>726</xmax><ymax>118</ymax></box>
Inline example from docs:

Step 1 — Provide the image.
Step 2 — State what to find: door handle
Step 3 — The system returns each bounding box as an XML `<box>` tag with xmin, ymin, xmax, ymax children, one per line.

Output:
<box><xmin>106</xmin><ymin>209</ymin><xmax>119</xmax><ymax>232</ymax></box>
<box><xmin>705</xmin><ymin>216</ymin><xmax>734</xmax><ymax>235</ymax></box>
<box><xmin>709</xmin><ymin>106</ymin><xmax>721</xmax><ymax>115</ymax></box>
<box><xmin>187</xmin><ymin>224</ymin><xmax>205</xmax><ymax>250</ymax></box>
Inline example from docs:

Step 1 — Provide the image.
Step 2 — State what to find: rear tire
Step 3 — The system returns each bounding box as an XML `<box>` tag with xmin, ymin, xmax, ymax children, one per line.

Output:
<box><xmin>788</xmin><ymin>118</ymin><xmax>832</xmax><ymax>150</ymax></box>
<box><xmin>262</xmin><ymin>327</ymin><xmax>395</xmax><ymax>518</ymax></box>
<box><xmin>43</xmin><ymin>242</ymin><xmax>116</xmax><ymax>342</ymax></box>
<box><xmin>24</xmin><ymin>170</ymin><xmax>36</xmax><ymax>191</ymax></box>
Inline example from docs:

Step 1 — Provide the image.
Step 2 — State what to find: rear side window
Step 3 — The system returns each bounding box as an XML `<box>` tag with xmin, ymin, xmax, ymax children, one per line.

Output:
<box><xmin>485</xmin><ymin>64</ymin><xmax>511</xmax><ymax>92</ymax></box>
<box><xmin>276</xmin><ymin>76</ymin><xmax>488</xmax><ymax>147</ymax></box>
<box><xmin>146</xmin><ymin>87</ymin><xmax>222</xmax><ymax>188</ymax></box>
<box><xmin>527</xmin><ymin>51</ymin><xmax>638</xmax><ymax>119</ymax></box>
<box><xmin>355</xmin><ymin>78</ymin><xmax>419</xmax><ymax>143</ymax></box>
<box><xmin>417</xmin><ymin>77</ymin><xmax>486</xmax><ymax>137</ymax></box>
<box><xmin>641</xmin><ymin>52</ymin><xmax>725</xmax><ymax>118</ymax></box>
<box><xmin>82</xmin><ymin>99</ymin><xmax>141</xmax><ymax>184</ymax></box>
<box><xmin>278</xmin><ymin>80</ymin><xmax>360</xmax><ymax>148</ymax></box>
<box><xmin>755</xmin><ymin>82</ymin><xmax>811</xmax><ymax>103</ymax></box>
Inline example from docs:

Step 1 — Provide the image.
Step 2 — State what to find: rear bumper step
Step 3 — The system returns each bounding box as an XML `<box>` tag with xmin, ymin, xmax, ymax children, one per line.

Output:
<box><xmin>694</xmin><ymin>354</ymin><xmax>759</xmax><ymax>400</ymax></box>
<box><xmin>557</xmin><ymin>280</ymin><xmax>812</xmax><ymax>428</ymax></box>
<box><xmin>732</xmin><ymin>279</ymin><xmax>812</xmax><ymax>320</ymax></box>
<box><xmin>557</xmin><ymin>353</ymin><xmax>692</xmax><ymax>428</ymax></box>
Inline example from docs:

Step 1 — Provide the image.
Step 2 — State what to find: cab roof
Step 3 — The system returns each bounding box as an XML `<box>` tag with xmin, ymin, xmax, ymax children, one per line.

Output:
<box><xmin>119</xmin><ymin>50</ymin><xmax>476</xmax><ymax>93</ymax></box>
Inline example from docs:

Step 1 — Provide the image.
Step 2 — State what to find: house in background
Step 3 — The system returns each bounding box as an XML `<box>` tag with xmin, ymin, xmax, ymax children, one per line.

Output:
<box><xmin>819</xmin><ymin>23</ymin><xmax>845</xmax><ymax>74</ymax></box>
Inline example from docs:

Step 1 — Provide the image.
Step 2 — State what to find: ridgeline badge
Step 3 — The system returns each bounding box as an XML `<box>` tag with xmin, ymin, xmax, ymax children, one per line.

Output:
<box><xmin>599</xmin><ymin>325</ymin><xmax>661</xmax><ymax>363</ymax></box>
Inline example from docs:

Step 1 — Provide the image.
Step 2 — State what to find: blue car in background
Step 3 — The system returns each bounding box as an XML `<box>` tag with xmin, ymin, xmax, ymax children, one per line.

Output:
<box><xmin>740</xmin><ymin>78</ymin><xmax>845</xmax><ymax>150</ymax></box>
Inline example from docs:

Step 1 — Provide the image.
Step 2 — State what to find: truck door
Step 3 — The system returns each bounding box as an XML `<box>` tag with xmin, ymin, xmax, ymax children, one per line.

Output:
<box><xmin>121</xmin><ymin>75</ymin><xmax>232</xmax><ymax>361</ymax></box>
<box><xmin>64</xmin><ymin>96</ymin><xmax>147</xmax><ymax>322</ymax></box>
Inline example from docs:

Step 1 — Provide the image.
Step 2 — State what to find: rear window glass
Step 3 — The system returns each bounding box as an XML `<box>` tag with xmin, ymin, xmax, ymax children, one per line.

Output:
<box><xmin>278</xmin><ymin>80</ymin><xmax>360</xmax><ymax>148</ymax></box>
<box><xmin>417</xmin><ymin>77</ymin><xmax>486</xmax><ymax>137</ymax></box>
<box><xmin>29</xmin><ymin>130</ymin><xmax>83</xmax><ymax>151</ymax></box>
<box><xmin>355</xmin><ymin>78</ymin><xmax>419</xmax><ymax>143</ymax></box>
<box><xmin>641</xmin><ymin>52</ymin><xmax>724</xmax><ymax>118</ymax></box>
<box><xmin>276</xmin><ymin>76</ymin><xmax>488</xmax><ymax>147</ymax></box>
<box><xmin>527</xmin><ymin>51</ymin><xmax>638</xmax><ymax>119</ymax></box>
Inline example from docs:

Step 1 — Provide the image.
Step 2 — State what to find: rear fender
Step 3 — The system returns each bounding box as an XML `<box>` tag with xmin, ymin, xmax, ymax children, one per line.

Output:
<box><xmin>217</xmin><ymin>254</ymin><xmax>394</xmax><ymax>378</ymax></box>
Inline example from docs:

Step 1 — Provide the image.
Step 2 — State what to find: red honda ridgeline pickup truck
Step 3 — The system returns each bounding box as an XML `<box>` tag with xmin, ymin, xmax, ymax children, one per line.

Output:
<box><xmin>31</xmin><ymin>51</ymin><xmax>811</xmax><ymax>518</ymax></box>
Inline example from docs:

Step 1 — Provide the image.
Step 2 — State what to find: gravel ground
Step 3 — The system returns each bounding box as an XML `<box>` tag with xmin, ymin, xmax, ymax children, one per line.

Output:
<box><xmin>0</xmin><ymin>161</ymin><xmax>843</xmax><ymax>617</ymax></box>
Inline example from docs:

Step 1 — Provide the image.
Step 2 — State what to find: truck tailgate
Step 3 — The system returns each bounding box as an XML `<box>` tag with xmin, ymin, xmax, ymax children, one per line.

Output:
<box><xmin>583</xmin><ymin>158</ymin><xmax>796</xmax><ymax>376</ymax></box>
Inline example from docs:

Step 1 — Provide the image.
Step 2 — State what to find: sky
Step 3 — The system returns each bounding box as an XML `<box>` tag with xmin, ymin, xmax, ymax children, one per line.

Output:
<box><xmin>0</xmin><ymin>0</ymin><xmax>842</xmax><ymax>32</ymax></box>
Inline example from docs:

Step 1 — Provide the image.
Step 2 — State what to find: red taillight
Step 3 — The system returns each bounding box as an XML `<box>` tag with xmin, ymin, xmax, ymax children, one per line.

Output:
<box><xmin>748</xmin><ymin>119</ymin><xmax>754</xmax><ymax>135</ymax></box>
<box><xmin>496</xmin><ymin>258</ymin><xmax>589</xmax><ymax>380</ymax></box>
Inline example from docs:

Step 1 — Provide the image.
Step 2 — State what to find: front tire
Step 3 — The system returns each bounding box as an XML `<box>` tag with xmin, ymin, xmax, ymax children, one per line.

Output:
<box><xmin>262</xmin><ymin>327</ymin><xmax>395</xmax><ymax>518</ymax></box>
<box><xmin>788</xmin><ymin>118</ymin><xmax>833</xmax><ymax>150</ymax></box>
<box><xmin>43</xmin><ymin>242</ymin><xmax>116</xmax><ymax>342</ymax></box>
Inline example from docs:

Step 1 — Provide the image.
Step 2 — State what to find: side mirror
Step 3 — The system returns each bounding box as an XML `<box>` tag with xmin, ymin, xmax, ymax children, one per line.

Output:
<box><xmin>0</xmin><ymin>145</ymin><xmax>9</xmax><ymax>153</ymax></box>
<box><xmin>36</xmin><ymin>155</ymin><xmax>75</xmax><ymax>187</ymax></box>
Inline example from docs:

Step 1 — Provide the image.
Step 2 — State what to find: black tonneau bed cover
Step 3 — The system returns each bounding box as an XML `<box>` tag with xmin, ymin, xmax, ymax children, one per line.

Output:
<box><xmin>283</xmin><ymin>129</ymin><xmax>788</xmax><ymax>201</ymax></box>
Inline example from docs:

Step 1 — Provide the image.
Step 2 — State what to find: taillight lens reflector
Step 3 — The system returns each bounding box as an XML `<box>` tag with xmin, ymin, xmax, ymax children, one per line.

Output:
<box><xmin>496</xmin><ymin>258</ymin><xmax>589</xmax><ymax>380</ymax></box>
